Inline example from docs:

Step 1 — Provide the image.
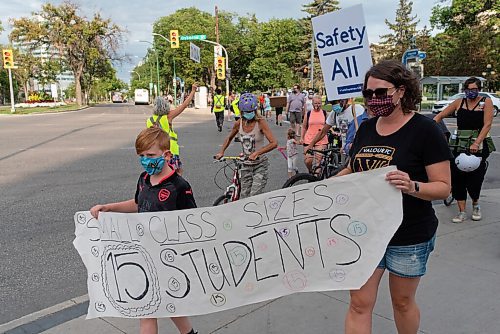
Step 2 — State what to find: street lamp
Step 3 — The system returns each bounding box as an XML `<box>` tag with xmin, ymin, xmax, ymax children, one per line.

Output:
<box><xmin>152</xmin><ymin>32</ymin><xmax>177</xmax><ymax>106</ymax></box>
<box><xmin>137</xmin><ymin>40</ymin><xmax>160</xmax><ymax>98</ymax></box>
<box><xmin>130</xmin><ymin>70</ymin><xmax>141</xmax><ymax>81</ymax></box>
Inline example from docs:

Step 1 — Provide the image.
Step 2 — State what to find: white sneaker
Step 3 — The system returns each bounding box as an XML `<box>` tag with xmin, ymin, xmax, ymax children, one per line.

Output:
<box><xmin>452</xmin><ymin>212</ymin><xmax>467</xmax><ymax>223</ymax></box>
<box><xmin>472</xmin><ymin>205</ymin><xmax>482</xmax><ymax>221</ymax></box>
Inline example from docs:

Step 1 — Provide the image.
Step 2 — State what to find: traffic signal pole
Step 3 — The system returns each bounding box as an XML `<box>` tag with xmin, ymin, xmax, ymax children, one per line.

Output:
<box><xmin>200</xmin><ymin>39</ymin><xmax>229</xmax><ymax>104</ymax></box>
<box><xmin>8</xmin><ymin>68</ymin><xmax>15</xmax><ymax>113</ymax></box>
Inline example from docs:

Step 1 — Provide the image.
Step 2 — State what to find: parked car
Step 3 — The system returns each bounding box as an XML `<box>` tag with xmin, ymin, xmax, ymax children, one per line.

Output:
<box><xmin>432</xmin><ymin>92</ymin><xmax>499</xmax><ymax>117</ymax></box>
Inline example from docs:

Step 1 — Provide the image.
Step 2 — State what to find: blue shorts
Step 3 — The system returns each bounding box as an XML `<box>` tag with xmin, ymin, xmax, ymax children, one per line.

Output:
<box><xmin>377</xmin><ymin>234</ymin><xmax>436</xmax><ymax>278</ymax></box>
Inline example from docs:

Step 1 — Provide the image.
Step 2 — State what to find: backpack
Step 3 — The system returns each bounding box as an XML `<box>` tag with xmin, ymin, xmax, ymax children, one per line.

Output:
<box><xmin>306</xmin><ymin>109</ymin><xmax>327</xmax><ymax>129</ymax></box>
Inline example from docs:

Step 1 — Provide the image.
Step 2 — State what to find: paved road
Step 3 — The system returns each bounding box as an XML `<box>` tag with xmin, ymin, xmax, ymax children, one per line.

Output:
<box><xmin>0</xmin><ymin>104</ymin><xmax>499</xmax><ymax>325</ymax></box>
<box><xmin>0</xmin><ymin>103</ymin><xmax>290</xmax><ymax>324</ymax></box>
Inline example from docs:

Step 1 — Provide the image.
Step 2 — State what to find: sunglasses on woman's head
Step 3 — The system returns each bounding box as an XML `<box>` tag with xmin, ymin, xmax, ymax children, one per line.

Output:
<box><xmin>362</xmin><ymin>87</ymin><xmax>396</xmax><ymax>99</ymax></box>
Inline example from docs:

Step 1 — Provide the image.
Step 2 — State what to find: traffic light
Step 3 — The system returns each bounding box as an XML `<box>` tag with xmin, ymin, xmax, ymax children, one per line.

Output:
<box><xmin>2</xmin><ymin>49</ymin><xmax>14</xmax><ymax>69</ymax></box>
<box><xmin>216</xmin><ymin>56</ymin><xmax>225</xmax><ymax>80</ymax></box>
<box><xmin>170</xmin><ymin>30</ymin><xmax>179</xmax><ymax>49</ymax></box>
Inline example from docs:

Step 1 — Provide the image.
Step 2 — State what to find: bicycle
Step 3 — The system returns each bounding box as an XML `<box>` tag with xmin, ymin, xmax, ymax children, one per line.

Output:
<box><xmin>282</xmin><ymin>146</ymin><xmax>343</xmax><ymax>188</ymax></box>
<box><xmin>212</xmin><ymin>156</ymin><xmax>246</xmax><ymax>206</ymax></box>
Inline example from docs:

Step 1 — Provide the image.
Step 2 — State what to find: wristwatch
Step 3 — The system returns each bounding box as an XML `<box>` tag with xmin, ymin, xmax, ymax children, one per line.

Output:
<box><xmin>414</xmin><ymin>181</ymin><xmax>420</xmax><ymax>193</ymax></box>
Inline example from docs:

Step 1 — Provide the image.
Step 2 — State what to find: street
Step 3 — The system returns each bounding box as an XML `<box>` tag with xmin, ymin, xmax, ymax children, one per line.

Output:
<box><xmin>0</xmin><ymin>104</ymin><xmax>500</xmax><ymax>326</ymax></box>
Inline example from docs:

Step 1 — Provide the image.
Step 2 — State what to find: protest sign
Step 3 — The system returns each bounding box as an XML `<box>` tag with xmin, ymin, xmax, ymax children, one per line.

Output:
<box><xmin>74</xmin><ymin>166</ymin><xmax>402</xmax><ymax>319</ymax></box>
<box><xmin>312</xmin><ymin>4</ymin><xmax>372</xmax><ymax>100</ymax></box>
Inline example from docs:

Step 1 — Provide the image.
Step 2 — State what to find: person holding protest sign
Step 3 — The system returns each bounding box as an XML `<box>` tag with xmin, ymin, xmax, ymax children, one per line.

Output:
<box><xmin>336</xmin><ymin>60</ymin><xmax>451</xmax><ymax>334</ymax></box>
<box><xmin>90</xmin><ymin>127</ymin><xmax>198</xmax><ymax>334</ymax></box>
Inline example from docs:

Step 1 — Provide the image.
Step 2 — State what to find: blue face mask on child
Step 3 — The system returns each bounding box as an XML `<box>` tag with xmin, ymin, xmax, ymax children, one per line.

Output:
<box><xmin>332</xmin><ymin>104</ymin><xmax>343</xmax><ymax>113</ymax></box>
<box><xmin>140</xmin><ymin>155</ymin><xmax>165</xmax><ymax>175</ymax></box>
<box><xmin>243</xmin><ymin>111</ymin><xmax>256</xmax><ymax>120</ymax></box>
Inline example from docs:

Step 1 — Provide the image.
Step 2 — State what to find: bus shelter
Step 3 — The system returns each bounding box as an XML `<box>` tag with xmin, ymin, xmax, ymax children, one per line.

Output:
<box><xmin>421</xmin><ymin>76</ymin><xmax>486</xmax><ymax>101</ymax></box>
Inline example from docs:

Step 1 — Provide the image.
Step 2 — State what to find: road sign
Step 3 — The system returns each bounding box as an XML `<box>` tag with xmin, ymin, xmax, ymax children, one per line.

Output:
<box><xmin>180</xmin><ymin>35</ymin><xmax>207</xmax><ymax>41</ymax></box>
<box><xmin>402</xmin><ymin>48</ymin><xmax>419</xmax><ymax>65</ymax></box>
<box><xmin>190</xmin><ymin>42</ymin><xmax>200</xmax><ymax>63</ymax></box>
<box><xmin>418</xmin><ymin>52</ymin><xmax>427</xmax><ymax>60</ymax></box>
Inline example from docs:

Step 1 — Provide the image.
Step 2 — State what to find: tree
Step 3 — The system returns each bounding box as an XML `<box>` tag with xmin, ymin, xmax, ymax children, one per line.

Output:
<box><xmin>10</xmin><ymin>1</ymin><xmax>125</xmax><ymax>106</ymax></box>
<box><xmin>379</xmin><ymin>0</ymin><xmax>420</xmax><ymax>61</ymax></box>
<box><xmin>428</xmin><ymin>0</ymin><xmax>499</xmax><ymax>78</ymax></box>
<box><xmin>301</xmin><ymin>1</ymin><xmax>341</xmax><ymax>90</ymax></box>
<box><xmin>247</xmin><ymin>19</ymin><xmax>305</xmax><ymax>91</ymax></box>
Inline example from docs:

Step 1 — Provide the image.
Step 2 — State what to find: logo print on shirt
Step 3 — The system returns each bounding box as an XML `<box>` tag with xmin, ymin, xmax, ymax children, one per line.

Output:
<box><xmin>353</xmin><ymin>146</ymin><xmax>395</xmax><ymax>172</ymax></box>
<box><xmin>158</xmin><ymin>189</ymin><xmax>170</xmax><ymax>202</ymax></box>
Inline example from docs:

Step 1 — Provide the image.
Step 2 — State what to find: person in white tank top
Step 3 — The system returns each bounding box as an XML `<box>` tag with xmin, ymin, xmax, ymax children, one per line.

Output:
<box><xmin>215</xmin><ymin>93</ymin><xmax>277</xmax><ymax>198</ymax></box>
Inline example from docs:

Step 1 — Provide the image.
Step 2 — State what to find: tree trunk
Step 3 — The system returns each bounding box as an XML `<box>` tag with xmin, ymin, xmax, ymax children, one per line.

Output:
<box><xmin>75</xmin><ymin>74</ymin><xmax>83</xmax><ymax>106</ymax></box>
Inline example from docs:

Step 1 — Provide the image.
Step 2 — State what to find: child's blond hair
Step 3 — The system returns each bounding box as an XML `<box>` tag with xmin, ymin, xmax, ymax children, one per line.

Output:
<box><xmin>135</xmin><ymin>127</ymin><xmax>170</xmax><ymax>154</ymax></box>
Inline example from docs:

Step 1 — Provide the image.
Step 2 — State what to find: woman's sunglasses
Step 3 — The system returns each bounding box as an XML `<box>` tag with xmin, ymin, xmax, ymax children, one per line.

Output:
<box><xmin>362</xmin><ymin>87</ymin><xmax>396</xmax><ymax>99</ymax></box>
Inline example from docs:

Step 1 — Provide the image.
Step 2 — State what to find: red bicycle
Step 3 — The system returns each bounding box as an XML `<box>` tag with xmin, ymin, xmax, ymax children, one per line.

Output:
<box><xmin>212</xmin><ymin>156</ymin><xmax>246</xmax><ymax>205</ymax></box>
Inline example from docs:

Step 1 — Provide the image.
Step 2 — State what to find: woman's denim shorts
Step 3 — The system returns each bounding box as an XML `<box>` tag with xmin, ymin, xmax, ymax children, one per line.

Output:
<box><xmin>377</xmin><ymin>234</ymin><xmax>436</xmax><ymax>278</ymax></box>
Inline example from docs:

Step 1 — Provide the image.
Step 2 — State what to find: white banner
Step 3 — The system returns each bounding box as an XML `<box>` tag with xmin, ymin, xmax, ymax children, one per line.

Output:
<box><xmin>312</xmin><ymin>4</ymin><xmax>373</xmax><ymax>100</ymax></box>
<box><xmin>190</xmin><ymin>42</ymin><xmax>200</xmax><ymax>63</ymax></box>
<box><xmin>74</xmin><ymin>167</ymin><xmax>402</xmax><ymax>319</ymax></box>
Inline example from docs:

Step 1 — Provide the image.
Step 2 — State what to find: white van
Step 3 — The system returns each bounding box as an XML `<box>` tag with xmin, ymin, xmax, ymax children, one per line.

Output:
<box><xmin>134</xmin><ymin>89</ymin><xmax>149</xmax><ymax>105</ymax></box>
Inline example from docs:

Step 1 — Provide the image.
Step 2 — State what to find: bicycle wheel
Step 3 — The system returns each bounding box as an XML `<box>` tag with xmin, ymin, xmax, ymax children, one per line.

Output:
<box><xmin>213</xmin><ymin>194</ymin><xmax>230</xmax><ymax>206</ymax></box>
<box><xmin>282</xmin><ymin>173</ymin><xmax>319</xmax><ymax>188</ymax></box>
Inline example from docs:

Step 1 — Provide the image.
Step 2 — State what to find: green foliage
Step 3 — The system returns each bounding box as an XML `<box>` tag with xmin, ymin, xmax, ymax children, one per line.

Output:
<box><xmin>426</xmin><ymin>0</ymin><xmax>499</xmax><ymax>79</ymax></box>
<box><xmin>379</xmin><ymin>0</ymin><xmax>420</xmax><ymax>60</ymax></box>
<box><xmin>10</xmin><ymin>1</ymin><xmax>125</xmax><ymax>105</ymax></box>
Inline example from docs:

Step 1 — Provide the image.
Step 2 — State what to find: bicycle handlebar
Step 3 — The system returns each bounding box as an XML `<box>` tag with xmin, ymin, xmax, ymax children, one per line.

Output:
<box><xmin>213</xmin><ymin>156</ymin><xmax>247</xmax><ymax>162</ymax></box>
<box><xmin>306</xmin><ymin>147</ymin><xmax>342</xmax><ymax>155</ymax></box>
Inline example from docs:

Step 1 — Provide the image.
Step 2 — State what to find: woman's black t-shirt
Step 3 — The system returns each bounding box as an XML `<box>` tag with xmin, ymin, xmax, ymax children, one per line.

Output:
<box><xmin>349</xmin><ymin>113</ymin><xmax>451</xmax><ymax>246</ymax></box>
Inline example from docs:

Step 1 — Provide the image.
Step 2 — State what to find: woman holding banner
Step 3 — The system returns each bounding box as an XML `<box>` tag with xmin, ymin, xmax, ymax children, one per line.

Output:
<box><xmin>336</xmin><ymin>60</ymin><xmax>451</xmax><ymax>333</ymax></box>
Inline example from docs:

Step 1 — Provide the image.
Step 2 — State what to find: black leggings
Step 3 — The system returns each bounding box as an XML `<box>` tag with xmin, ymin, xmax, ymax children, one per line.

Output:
<box><xmin>451</xmin><ymin>158</ymin><xmax>488</xmax><ymax>201</ymax></box>
<box><xmin>214</xmin><ymin>111</ymin><xmax>224</xmax><ymax>128</ymax></box>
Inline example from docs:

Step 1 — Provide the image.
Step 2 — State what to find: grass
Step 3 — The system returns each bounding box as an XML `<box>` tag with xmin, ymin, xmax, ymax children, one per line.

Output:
<box><xmin>0</xmin><ymin>103</ymin><xmax>84</xmax><ymax>115</ymax></box>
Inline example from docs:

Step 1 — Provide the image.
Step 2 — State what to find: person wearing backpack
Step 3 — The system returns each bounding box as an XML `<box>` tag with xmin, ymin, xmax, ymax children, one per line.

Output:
<box><xmin>146</xmin><ymin>83</ymin><xmax>198</xmax><ymax>176</ymax></box>
<box><xmin>301</xmin><ymin>96</ymin><xmax>328</xmax><ymax>173</ymax></box>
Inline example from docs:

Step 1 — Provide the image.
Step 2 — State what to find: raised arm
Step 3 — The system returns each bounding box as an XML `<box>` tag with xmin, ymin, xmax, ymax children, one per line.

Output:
<box><xmin>168</xmin><ymin>83</ymin><xmax>198</xmax><ymax>122</ymax></box>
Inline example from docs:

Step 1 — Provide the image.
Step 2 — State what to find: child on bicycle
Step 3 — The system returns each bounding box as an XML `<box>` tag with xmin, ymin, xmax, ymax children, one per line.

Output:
<box><xmin>90</xmin><ymin>127</ymin><xmax>198</xmax><ymax>334</ymax></box>
<box><xmin>286</xmin><ymin>128</ymin><xmax>299</xmax><ymax>178</ymax></box>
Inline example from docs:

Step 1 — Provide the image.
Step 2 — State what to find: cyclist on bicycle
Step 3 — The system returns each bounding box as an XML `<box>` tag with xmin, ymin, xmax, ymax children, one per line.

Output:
<box><xmin>305</xmin><ymin>99</ymin><xmax>365</xmax><ymax>153</ymax></box>
<box><xmin>214</xmin><ymin>92</ymin><xmax>277</xmax><ymax>198</ymax></box>
<box><xmin>301</xmin><ymin>96</ymin><xmax>329</xmax><ymax>173</ymax></box>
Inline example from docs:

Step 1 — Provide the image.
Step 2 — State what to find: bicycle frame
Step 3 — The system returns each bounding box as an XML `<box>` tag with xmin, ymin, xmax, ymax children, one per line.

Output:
<box><xmin>309</xmin><ymin>147</ymin><xmax>342</xmax><ymax>180</ymax></box>
<box><xmin>215</xmin><ymin>156</ymin><xmax>244</xmax><ymax>203</ymax></box>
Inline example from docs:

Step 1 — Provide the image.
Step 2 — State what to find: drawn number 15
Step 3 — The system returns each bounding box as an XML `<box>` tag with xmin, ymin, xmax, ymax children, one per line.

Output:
<box><xmin>107</xmin><ymin>251</ymin><xmax>149</xmax><ymax>303</ymax></box>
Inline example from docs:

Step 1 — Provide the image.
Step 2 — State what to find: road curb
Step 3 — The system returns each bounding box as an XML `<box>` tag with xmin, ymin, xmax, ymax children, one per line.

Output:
<box><xmin>0</xmin><ymin>295</ymin><xmax>89</xmax><ymax>333</ymax></box>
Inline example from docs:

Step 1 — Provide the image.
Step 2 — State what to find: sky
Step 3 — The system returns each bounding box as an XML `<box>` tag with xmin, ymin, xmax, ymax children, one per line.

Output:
<box><xmin>0</xmin><ymin>0</ymin><xmax>440</xmax><ymax>83</ymax></box>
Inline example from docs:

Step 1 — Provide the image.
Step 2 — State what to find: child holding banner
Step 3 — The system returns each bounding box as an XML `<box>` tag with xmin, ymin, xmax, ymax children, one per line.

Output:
<box><xmin>90</xmin><ymin>127</ymin><xmax>198</xmax><ymax>334</ymax></box>
<box><xmin>336</xmin><ymin>60</ymin><xmax>451</xmax><ymax>333</ymax></box>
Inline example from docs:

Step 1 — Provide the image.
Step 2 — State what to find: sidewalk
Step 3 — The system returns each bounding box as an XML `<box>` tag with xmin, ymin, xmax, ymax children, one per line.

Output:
<box><xmin>2</xmin><ymin>189</ymin><xmax>499</xmax><ymax>334</ymax></box>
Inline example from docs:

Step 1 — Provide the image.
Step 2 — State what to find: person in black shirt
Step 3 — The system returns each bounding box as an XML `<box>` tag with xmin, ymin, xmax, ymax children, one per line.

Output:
<box><xmin>336</xmin><ymin>60</ymin><xmax>451</xmax><ymax>334</ymax></box>
<box><xmin>90</xmin><ymin>127</ymin><xmax>197</xmax><ymax>334</ymax></box>
<box><xmin>435</xmin><ymin>77</ymin><xmax>495</xmax><ymax>223</ymax></box>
